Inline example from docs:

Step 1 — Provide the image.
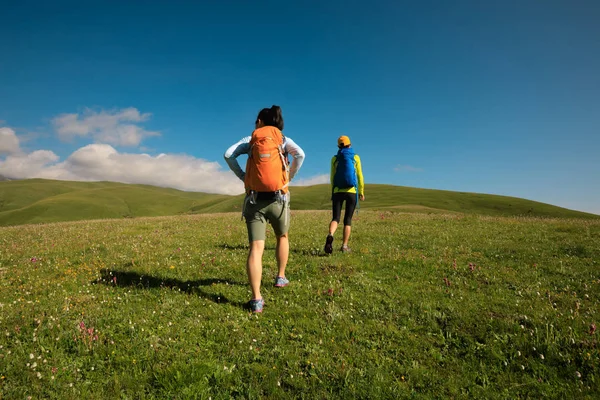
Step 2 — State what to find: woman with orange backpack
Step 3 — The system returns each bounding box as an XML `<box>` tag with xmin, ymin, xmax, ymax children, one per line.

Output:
<box><xmin>224</xmin><ymin>105</ymin><xmax>305</xmax><ymax>313</ymax></box>
<box><xmin>324</xmin><ymin>135</ymin><xmax>365</xmax><ymax>254</ymax></box>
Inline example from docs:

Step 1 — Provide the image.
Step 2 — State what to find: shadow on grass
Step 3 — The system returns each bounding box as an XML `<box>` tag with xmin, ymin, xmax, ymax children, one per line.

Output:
<box><xmin>217</xmin><ymin>243</ymin><xmax>248</xmax><ymax>251</ymax></box>
<box><xmin>290</xmin><ymin>248</ymin><xmax>331</xmax><ymax>257</ymax></box>
<box><xmin>218</xmin><ymin>242</ymin><xmax>330</xmax><ymax>257</ymax></box>
<box><xmin>95</xmin><ymin>268</ymin><xmax>247</xmax><ymax>309</ymax></box>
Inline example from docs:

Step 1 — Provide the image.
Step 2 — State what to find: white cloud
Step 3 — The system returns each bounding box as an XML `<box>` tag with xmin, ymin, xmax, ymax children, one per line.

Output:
<box><xmin>291</xmin><ymin>173</ymin><xmax>329</xmax><ymax>186</ymax></box>
<box><xmin>0</xmin><ymin>127</ymin><xmax>21</xmax><ymax>155</ymax></box>
<box><xmin>52</xmin><ymin>107</ymin><xmax>159</xmax><ymax>147</ymax></box>
<box><xmin>394</xmin><ymin>164</ymin><xmax>423</xmax><ymax>173</ymax></box>
<box><xmin>0</xmin><ymin>143</ymin><xmax>244</xmax><ymax>195</ymax></box>
<box><xmin>0</xmin><ymin>150</ymin><xmax>60</xmax><ymax>178</ymax></box>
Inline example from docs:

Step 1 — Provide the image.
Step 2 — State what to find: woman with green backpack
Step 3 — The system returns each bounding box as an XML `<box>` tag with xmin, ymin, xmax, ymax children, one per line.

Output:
<box><xmin>324</xmin><ymin>135</ymin><xmax>365</xmax><ymax>254</ymax></box>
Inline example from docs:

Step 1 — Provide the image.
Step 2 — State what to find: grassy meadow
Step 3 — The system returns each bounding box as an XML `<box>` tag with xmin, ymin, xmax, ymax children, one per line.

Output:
<box><xmin>1</xmin><ymin>179</ymin><xmax>597</xmax><ymax>227</ymax></box>
<box><xmin>1</xmin><ymin>210</ymin><xmax>599</xmax><ymax>399</ymax></box>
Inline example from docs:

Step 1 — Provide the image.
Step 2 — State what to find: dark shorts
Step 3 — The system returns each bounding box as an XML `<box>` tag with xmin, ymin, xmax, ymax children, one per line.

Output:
<box><xmin>331</xmin><ymin>192</ymin><xmax>357</xmax><ymax>226</ymax></box>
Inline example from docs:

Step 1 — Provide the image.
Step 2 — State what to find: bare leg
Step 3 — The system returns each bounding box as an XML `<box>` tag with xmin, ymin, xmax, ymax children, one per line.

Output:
<box><xmin>276</xmin><ymin>233</ymin><xmax>288</xmax><ymax>278</ymax></box>
<box><xmin>342</xmin><ymin>225</ymin><xmax>352</xmax><ymax>246</ymax></box>
<box><xmin>328</xmin><ymin>220</ymin><xmax>338</xmax><ymax>236</ymax></box>
<box><xmin>247</xmin><ymin>240</ymin><xmax>265</xmax><ymax>299</ymax></box>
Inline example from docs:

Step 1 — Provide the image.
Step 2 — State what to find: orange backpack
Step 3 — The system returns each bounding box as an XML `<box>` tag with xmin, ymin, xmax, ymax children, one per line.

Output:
<box><xmin>244</xmin><ymin>126</ymin><xmax>290</xmax><ymax>193</ymax></box>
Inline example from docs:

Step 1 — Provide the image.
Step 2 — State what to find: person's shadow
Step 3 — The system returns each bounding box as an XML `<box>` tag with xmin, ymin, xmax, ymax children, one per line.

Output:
<box><xmin>95</xmin><ymin>268</ymin><xmax>247</xmax><ymax>308</ymax></box>
<box><xmin>217</xmin><ymin>242</ymin><xmax>330</xmax><ymax>257</ymax></box>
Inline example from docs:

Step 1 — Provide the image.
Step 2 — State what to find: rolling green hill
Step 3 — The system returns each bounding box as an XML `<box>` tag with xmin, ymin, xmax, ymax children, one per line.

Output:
<box><xmin>0</xmin><ymin>178</ymin><xmax>596</xmax><ymax>226</ymax></box>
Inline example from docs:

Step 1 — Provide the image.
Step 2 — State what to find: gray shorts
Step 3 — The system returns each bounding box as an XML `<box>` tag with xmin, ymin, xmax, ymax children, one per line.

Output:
<box><xmin>243</xmin><ymin>195</ymin><xmax>290</xmax><ymax>242</ymax></box>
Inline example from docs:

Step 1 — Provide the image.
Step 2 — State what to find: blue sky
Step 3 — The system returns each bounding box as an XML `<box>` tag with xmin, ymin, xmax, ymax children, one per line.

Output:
<box><xmin>1</xmin><ymin>0</ymin><xmax>599</xmax><ymax>214</ymax></box>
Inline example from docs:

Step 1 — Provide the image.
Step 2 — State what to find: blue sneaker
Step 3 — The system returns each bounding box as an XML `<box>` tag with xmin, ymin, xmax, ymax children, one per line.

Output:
<box><xmin>248</xmin><ymin>298</ymin><xmax>264</xmax><ymax>313</ymax></box>
<box><xmin>274</xmin><ymin>276</ymin><xmax>289</xmax><ymax>287</ymax></box>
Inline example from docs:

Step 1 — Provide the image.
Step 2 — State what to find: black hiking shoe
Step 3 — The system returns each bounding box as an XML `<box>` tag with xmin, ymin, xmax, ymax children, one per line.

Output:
<box><xmin>324</xmin><ymin>234</ymin><xmax>334</xmax><ymax>254</ymax></box>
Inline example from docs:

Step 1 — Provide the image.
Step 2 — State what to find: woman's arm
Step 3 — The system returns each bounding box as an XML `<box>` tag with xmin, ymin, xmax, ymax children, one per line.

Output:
<box><xmin>283</xmin><ymin>137</ymin><xmax>305</xmax><ymax>181</ymax></box>
<box><xmin>355</xmin><ymin>154</ymin><xmax>365</xmax><ymax>198</ymax></box>
<box><xmin>223</xmin><ymin>136</ymin><xmax>251</xmax><ymax>181</ymax></box>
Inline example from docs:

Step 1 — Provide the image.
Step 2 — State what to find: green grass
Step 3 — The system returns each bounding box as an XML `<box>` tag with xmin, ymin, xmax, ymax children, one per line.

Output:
<box><xmin>1</xmin><ymin>211</ymin><xmax>599</xmax><ymax>398</ymax></box>
<box><xmin>0</xmin><ymin>179</ymin><xmax>596</xmax><ymax>227</ymax></box>
<box><xmin>0</xmin><ymin>179</ymin><xmax>234</xmax><ymax>226</ymax></box>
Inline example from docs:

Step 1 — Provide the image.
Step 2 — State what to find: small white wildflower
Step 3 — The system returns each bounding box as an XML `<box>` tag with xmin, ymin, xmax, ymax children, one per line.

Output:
<box><xmin>521</xmin><ymin>365</ymin><xmax>525</xmax><ymax>370</ymax></box>
<box><xmin>37</xmin><ymin>372</ymin><xmax>42</xmax><ymax>379</ymax></box>
<box><xmin>576</xmin><ymin>371</ymin><xmax>582</xmax><ymax>378</ymax></box>
<box><xmin>540</xmin><ymin>354</ymin><xmax>545</xmax><ymax>360</ymax></box>
<box><xmin>32</xmin><ymin>362</ymin><xmax>37</xmax><ymax>369</ymax></box>
<box><xmin>29</xmin><ymin>353</ymin><xmax>34</xmax><ymax>359</ymax></box>
<box><xmin>518</xmin><ymin>351</ymin><xmax>521</xmax><ymax>356</ymax></box>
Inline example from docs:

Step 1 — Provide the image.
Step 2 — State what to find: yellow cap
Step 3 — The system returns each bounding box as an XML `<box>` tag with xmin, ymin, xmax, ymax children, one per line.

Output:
<box><xmin>338</xmin><ymin>135</ymin><xmax>351</xmax><ymax>147</ymax></box>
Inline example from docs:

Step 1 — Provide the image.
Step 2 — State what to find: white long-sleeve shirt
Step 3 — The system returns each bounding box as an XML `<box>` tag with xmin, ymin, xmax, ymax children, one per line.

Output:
<box><xmin>223</xmin><ymin>136</ymin><xmax>305</xmax><ymax>183</ymax></box>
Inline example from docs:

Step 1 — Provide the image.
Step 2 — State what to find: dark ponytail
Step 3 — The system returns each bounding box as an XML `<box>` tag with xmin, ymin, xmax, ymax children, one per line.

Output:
<box><xmin>268</xmin><ymin>105</ymin><xmax>284</xmax><ymax>131</ymax></box>
<box><xmin>255</xmin><ymin>105</ymin><xmax>284</xmax><ymax>131</ymax></box>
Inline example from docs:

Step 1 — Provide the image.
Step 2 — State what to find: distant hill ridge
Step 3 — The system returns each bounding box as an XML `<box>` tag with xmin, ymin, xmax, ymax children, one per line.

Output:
<box><xmin>0</xmin><ymin>178</ymin><xmax>596</xmax><ymax>226</ymax></box>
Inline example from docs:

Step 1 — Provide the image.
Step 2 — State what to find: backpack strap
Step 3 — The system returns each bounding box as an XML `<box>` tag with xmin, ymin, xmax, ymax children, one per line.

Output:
<box><xmin>278</xmin><ymin>141</ymin><xmax>290</xmax><ymax>187</ymax></box>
